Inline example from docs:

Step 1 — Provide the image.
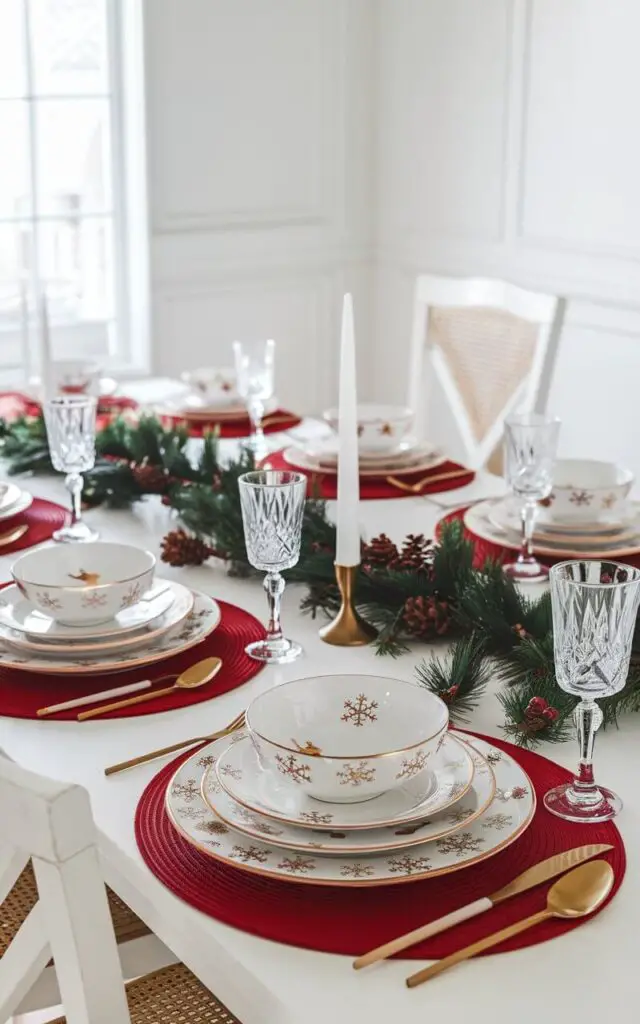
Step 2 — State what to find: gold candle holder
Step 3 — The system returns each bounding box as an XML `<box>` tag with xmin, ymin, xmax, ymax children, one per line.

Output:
<box><xmin>319</xmin><ymin>563</ymin><xmax>378</xmax><ymax>646</ymax></box>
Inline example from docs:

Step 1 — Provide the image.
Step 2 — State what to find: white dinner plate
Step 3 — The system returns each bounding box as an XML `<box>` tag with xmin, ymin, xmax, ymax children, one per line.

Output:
<box><xmin>202</xmin><ymin>739</ymin><xmax>494</xmax><ymax>855</ymax></box>
<box><xmin>0</xmin><ymin>589</ymin><xmax>221</xmax><ymax>675</ymax></box>
<box><xmin>0</xmin><ymin>582</ymin><xmax>175</xmax><ymax>640</ymax></box>
<box><xmin>282</xmin><ymin>445</ymin><xmax>446</xmax><ymax>479</ymax></box>
<box><xmin>0</xmin><ymin>482</ymin><xmax>21</xmax><ymax>514</ymax></box>
<box><xmin>166</xmin><ymin>733</ymin><xmax>535</xmax><ymax>887</ymax></box>
<box><xmin>212</xmin><ymin>733</ymin><xmax>474</xmax><ymax>831</ymax></box>
<box><xmin>489</xmin><ymin>498</ymin><xmax>640</xmax><ymax>542</ymax></box>
<box><xmin>158</xmin><ymin>395</ymin><xmax>277</xmax><ymax>420</ymax></box>
<box><xmin>1</xmin><ymin>581</ymin><xmax>193</xmax><ymax>655</ymax></box>
<box><xmin>0</xmin><ymin>491</ymin><xmax>33</xmax><ymax>521</ymax></box>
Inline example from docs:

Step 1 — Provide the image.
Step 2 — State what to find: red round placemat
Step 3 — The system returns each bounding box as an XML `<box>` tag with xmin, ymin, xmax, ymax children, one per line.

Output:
<box><xmin>0</xmin><ymin>497</ymin><xmax>71</xmax><ymax>554</ymax></box>
<box><xmin>135</xmin><ymin>731</ymin><xmax>624</xmax><ymax>958</ymax></box>
<box><xmin>437</xmin><ymin>507</ymin><xmax>640</xmax><ymax>570</ymax></box>
<box><xmin>0</xmin><ymin>600</ymin><xmax>265</xmax><ymax>720</ymax></box>
<box><xmin>160</xmin><ymin>410</ymin><xmax>301</xmax><ymax>439</ymax></box>
<box><xmin>263</xmin><ymin>449</ymin><xmax>475</xmax><ymax>500</ymax></box>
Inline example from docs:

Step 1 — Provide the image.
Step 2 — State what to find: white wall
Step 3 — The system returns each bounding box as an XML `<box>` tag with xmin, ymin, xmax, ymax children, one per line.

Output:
<box><xmin>372</xmin><ymin>0</ymin><xmax>640</xmax><ymax>475</ymax></box>
<box><xmin>143</xmin><ymin>0</ymin><xmax>374</xmax><ymax>413</ymax></box>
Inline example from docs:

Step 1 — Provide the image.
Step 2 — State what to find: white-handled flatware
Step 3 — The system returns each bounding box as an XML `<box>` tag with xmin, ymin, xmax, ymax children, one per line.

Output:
<box><xmin>37</xmin><ymin>678</ymin><xmax>155</xmax><ymax>717</ymax></box>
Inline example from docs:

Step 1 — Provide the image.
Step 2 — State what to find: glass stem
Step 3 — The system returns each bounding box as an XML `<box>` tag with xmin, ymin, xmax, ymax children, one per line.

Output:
<box><xmin>568</xmin><ymin>699</ymin><xmax>605</xmax><ymax>807</ymax></box>
<box><xmin>65</xmin><ymin>472</ymin><xmax>84</xmax><ymax>525</ymax></box>
<box><xmin>248</xmin><ymin>398</ymin><xmax>265</xmax><ymax>447</ymax></box>
<box><xmin>264</xmin><ymin>571</ymin><xmax>285</xmax><ymax>643</ymax></box>
<box><xmin>518</xmin><ymin>499</ymin><xmax>537</xmax><ymax>564</ymax></box>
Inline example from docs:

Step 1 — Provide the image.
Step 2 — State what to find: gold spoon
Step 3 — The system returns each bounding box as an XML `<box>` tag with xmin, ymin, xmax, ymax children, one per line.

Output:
<box><xmin>77</xmin><ymin>657</ymin><xmax>223</xmax><ymax>720</ymax></box>
<box><xmin>405</xmin><ymin>859</ymin><xmax>614</xmax><ymax>988</ymax></box>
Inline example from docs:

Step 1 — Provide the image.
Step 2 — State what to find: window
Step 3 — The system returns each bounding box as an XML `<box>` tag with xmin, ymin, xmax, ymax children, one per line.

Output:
<box><xmin>0</xmin><ymin>0</ymin><xmax>148</xmax><ymax>385</ymax></box>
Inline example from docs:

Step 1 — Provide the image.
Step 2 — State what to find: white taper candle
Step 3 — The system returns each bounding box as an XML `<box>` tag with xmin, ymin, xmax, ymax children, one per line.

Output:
<box><xmin>39</xmin><ymin>292</ymin><xmax>54</xmax><ymax>399</ymax></box>
<box><xmin>335</xmin><ymin>293</ymin><xmax>360</xmax><ymax>566</ymax></box>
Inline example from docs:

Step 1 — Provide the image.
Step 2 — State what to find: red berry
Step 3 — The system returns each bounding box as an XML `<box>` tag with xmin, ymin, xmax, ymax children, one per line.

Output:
<box><xmin>526</xmin><ymin>696</ymin><xmax>548</xmax><ymax>715</ymax></box>
<box><xmin>541</xmin><ymin>706</ymin><xmax>559</xmax><ymax>723</ymax></box>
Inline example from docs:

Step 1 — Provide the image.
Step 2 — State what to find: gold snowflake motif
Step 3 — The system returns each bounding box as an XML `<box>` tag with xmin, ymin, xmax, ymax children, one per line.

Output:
<box><xmin>204</xmin><ymin>840</ymin><xmax>221</xmax><ymax>849</ymax></box>
<box><xmin>447</xmin><ymin>781</ymin><xmax>468</xmax><ymax>800</ymax></box>
<box><xmin>308</xmin><ymin>842</ymin><xmax>325</xmax><ymax>850</ymax></box>
<box><xmin>196</xmin><ymin>820</ymin><xmax>229</xmax><ymax>836</ymax></box>
<box><xmin>230</xmin><ymin>845</ymin><xmax>269</xmax><ymax>864</ymax></box>
<box><xmin>36</xmin><ymin>591</ymin><xmax>62</xmax><ymax>611</ymax></box>
<box><xmin>446</xmin><ymin>805</ymin><xmax>475</xmax><ymax>825</ymax></box>
<box><xmin>120</xmin><ymin>582</ymin><xmax>143</xmax><ymax>609</ymax></box>
<box><xmin>602</xmin><ymin>493</ymin><xmax>617</xmax><ymax>509</ymax></box>
<box><xmin>340</xmin><ymin>862</ymin><xmax>375</xmax><ymax>878</ymax></box>
<box><xmin>275</xmin><ymin>753</ymin><xmax>312</xmax><ymax>784</ymax></box>
<box><xmin>336</xmin><ymin>761</ymin><xmax>376</xmax><ymax>787</ymax></box>
<box><xmin>387</xmin><ymin>854</ymin><xmax>432</xmax><ymax>876</ymax></box>
<box><xmin>171</xmin><ymin>778</ymin><xmax>200</xmax><ymax>802</ymax></box>
<box><xmin>277</xmin><ymin>855</ymin><xmax>316</xmax><ymax>874</ymax></box>
<box><xmin>395</xmin><ymin>748</ymin><xmax>429</xmax><ymax>780</ymax></box>
<box><xmin>482</xmin><ymin>813</ymin><xmax>513</xmax><ymax>832</ymax></box>
<box><xmin>81</xmin><ymin>591</ymin><xmax>108</xmax><ymax>608</ymax></box>
<box><xmin>509</xmin><ymin>786</ymin><xmax>528</xmax><ymax>800</ymax></box>
<box><xmin>292</xmin><ymin>739</ymin><xmax>323</xmax><ymax>756</ymax></box>
<box><xmin>341</xmin><ymin>694</ymin><xmax>379</xmax><ymax>726</ymax></box>
<box><xmin>196</xmin><ymin>754</ymin><xmax>217</xmax><ymax>769</ymax></box>
<box><xmin>436</xmin><ymin>731</ymin><xmax>447</xmax><ymax>754</ymax></box>
<box><xmin>234</xmin><ymin>806</ymin><xmax>283</xmax><ymax>836</ymax></box>
<box><xmin>486</xmin><ymin>750</ymin><xmax>503</xmax><ymax>766</ymax></box>
<box><xmin>178</xmin><ymin>805</ymin><xmax>207</xmax><ymax>821</ymax></box>
<box><xmin>299</xmin><ymin>810</ymin><xmax>334</xmax><ymax>825</ymax></box>
<box><xmin>218</xmin><ymin>762</ymin><xmax>243</xmax><ymax>781</ymax></box>
<box><xmin>569</xmin><ymin>489</ymin><xmax>592</xmax><ymax>506</ymax></box>
<box><xmin>436</xmin><ymin>832</ymin><xmax>484</xmax><ymax>858</ymax></box>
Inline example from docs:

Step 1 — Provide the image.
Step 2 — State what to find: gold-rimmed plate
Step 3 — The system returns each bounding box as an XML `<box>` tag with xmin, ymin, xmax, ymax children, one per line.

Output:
<box><xmin>0</xmin><ymin>589</ymin><xmax>221</xmax><ymax>675</ymax></box>
<box><xmin>201</xmin><ymin>738</ymin><xmax>493</xmax><ymax>855</ymax></box>
<box><xmin>282</xmin><ymin>445</ymin><xmax>446</xmax><ymax>479</ymax></box>
<box><xmin>165</xmin><ymin>733</ymin><xmax>535</xmax><ymax>887</ymax></box>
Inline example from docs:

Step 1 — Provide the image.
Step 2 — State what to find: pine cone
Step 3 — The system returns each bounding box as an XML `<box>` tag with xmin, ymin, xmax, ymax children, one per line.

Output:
<box><xmin>130</xmin><ymin>457</ymin><xmax>172</xmax><ymax>494</ymax></box>
<box><xmin>361</xmin><ymin>533</ymin><xmax>399</xmax><ymax>567</ymax></box>
<box><xmin>391</xmin><ymin>533</ymin><xmax>433</xmax><ymax>571</ymax></box>
<box><xmin>160</xmin><ymin>529</ymin><xmax>214</xmax><ymax>567</ymax></box>
<box><xmin>402</xmin><ymin>594</ymin><xmax>452</xmax><ymax>639</ymax></box>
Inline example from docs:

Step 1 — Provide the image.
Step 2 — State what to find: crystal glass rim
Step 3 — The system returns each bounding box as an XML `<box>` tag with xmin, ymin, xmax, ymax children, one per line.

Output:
<box><xmin>504</xmin><ymin>412</ymin><xmax>561</xmax><ymax>428</ymax></box>
<box><xmin>239</xmin><ymin>470</ymin><xmax>306</xmax><ymax>489</ymax></box>
<box><xmin>549</xmin><ymin>559</ymin><xmax>640</xmax><ymax>589</ymax></box>
<box><xmin>45</xmin><ymin>395</ymin><xmax>98</xmax><ymax>410</ymax></box>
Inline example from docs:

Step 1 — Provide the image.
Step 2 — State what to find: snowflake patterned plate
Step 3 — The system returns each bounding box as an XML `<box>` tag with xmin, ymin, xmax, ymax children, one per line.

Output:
<box><xmin>465</xmin><ymin>500</ymin><xmax>640</xmax><ymax>560</ymax></box>
<box><xmin>0</xmin><ymin>581</ymin><xmax>193</xmax><ymax>656</ymax></box>
<box><xmin>0</xmin><ymin>589</ymin><xmax>220</xmax><ymax>675</ymax></box>
<box><xmin>165</xmin><ymin>732</ymin><xmax>534</xmax><ymax>886</ymax></box>
<box><xmin>206</xmin><ymin>732</ymin><xmax>474</xmax><ymax>831</ymax></box>
<box><xmin>201</xmin><ymin>738</ymin><xmax>494</xmax><ymax>854</ymax></box>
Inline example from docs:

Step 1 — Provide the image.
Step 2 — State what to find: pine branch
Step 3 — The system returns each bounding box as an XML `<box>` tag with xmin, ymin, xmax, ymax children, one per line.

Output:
<box><xmin>414</xmin><ymin>634</ymin><xmax>490</xmax><ymax>724</ymax></box>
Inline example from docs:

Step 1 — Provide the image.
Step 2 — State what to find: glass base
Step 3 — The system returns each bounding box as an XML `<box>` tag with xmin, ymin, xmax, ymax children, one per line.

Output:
<box><xmin>245</xmin><ymin>637</ymin><xmax>302</xmax><ymax>664</ymax></box>
<box><xmin>544</xmin><ymin>782</ymin><xmax>622</xmax><ymax>823</ymax></box>
<box><xmin>53</xmin><ymin>521</ymin><xmax>99</xmax><ymax>544</ymax></box>
<box><xmin>503</xmin><ymin>559</ymin><xmax>549</xmax><ymax>583</ymax></box>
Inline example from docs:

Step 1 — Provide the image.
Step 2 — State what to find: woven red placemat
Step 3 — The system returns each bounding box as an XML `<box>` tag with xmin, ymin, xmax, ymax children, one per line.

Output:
<box><xmin>160</xmin><ymin>410</ymin><xmax>301</xmax><ymax>439</ymax></box>
<box><xmin>263</xmin><ymin>449</ymin><xmax>475</xmax><ymax>500</ymax></box>
<box><xmin>437</xmin><ymin>507</ymin><xmax>640</xmax><ymax>570</ymax></box>
<box><xmin>0</xmin><ymin>600</ymin><xmax>265</xmax><ymax>720</ymax></box>
<box><xmin>135</xmin><ymin>731</ymin><xmax>624</xmax><ymax>959</ymax></box>
<box><xmin>0</xmin><ymin>497</ymin><xmax>71</xmax><ymax>554</ymax></box>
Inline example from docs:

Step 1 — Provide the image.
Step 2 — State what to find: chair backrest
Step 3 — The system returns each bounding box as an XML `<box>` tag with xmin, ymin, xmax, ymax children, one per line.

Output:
<box><xmin>407</xmin><ymin>274</ymin><xmax>566</xmax><ymax>470</ymax></box>
<box><xmin>0</xmin><ymin>752</ymin><xmax>131</xmax><ymax>1024</ymax></box>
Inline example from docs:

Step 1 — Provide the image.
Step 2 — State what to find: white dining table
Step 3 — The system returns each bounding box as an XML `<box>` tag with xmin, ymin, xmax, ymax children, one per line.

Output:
<box><xmin>0</xmin><ymin>426</ymin><xmax>637</xmax><ymax>1024</ymax></box>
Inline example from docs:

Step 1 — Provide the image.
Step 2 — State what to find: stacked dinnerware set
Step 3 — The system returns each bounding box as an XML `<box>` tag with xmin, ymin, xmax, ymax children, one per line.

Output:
<box><xmin>467</xmin><ymin>458</ymin><xmax>640</xmax><ymax>560</ymax></box>
<box><xmin>0</xmin><ymin>542</ymin><xmax>221</xmax><ymax>676</ymax></box>
<box><xmin>0</xmin><ymin>480</ymin><xmax>34</xmax><ymax>537</ymax></box>
<box><xmin>159</xmin><ymin>366</ymin><xmax>277</xmax><ymax>426</ymax></box>
<box><xmin>167</xmin><ymin>674</ymin><xmax>535</xmax><ymax>887</ymax></box>
<box><xmin>282</xmin><ymin>403</ymin><xmax>442</xmax><ymax>483</ymax></box>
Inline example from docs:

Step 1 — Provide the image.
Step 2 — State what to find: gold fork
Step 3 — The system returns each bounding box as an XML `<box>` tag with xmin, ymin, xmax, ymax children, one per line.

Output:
<box><xmin>386</xmin><ymin>467</ymin><xmax>471</xmax><ymax>494</ymax></box>
<box><xmin>104</xmin><ymin>710</ymin><xmax>246</xmax><ymax>776</ymax></box>
<box><xmin>0</xmin><ymin>524</ymin><xmax>29</xmax><ymax>546</ymax></box>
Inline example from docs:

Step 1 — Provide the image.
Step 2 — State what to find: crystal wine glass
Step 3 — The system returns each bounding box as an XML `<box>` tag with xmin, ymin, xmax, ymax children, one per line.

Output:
<box><xmin>544</xmin><ymin>560</ymin><xmax>640</xmax><ymax>822</ymax></box>
<box><xmin>232</xmin><ymin>339</ymin><xmax>275</xmax><ymax>458</ymax></box>
<box><xmin>43</xmin><ymin>395</ymin><xmax>99</xmax><ymax>543</ymax></box>
<box><xmin>502</xmin><ymin>412</ymin><xmax>560</xmax><ymax>582</ymax></box>
<box><xmin>238</xmin><ymin>469</ymin><xmax>306</xmax><ymax>663</ymax></box>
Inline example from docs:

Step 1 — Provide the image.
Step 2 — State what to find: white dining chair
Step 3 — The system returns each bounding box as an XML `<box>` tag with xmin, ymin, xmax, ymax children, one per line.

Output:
<box><xmin>406</xmin><ymin>274</ymin><xmax>566</xmax><ymax>470</ymax></box>
<box><xmin>0</xmin><ymin>753</ymin><xmax>240</xmax><ymax>1024</ymax></box>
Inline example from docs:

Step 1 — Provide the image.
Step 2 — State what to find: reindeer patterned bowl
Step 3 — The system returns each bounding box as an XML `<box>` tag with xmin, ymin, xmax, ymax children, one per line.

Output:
<box><xmin>539</xmin><ymin>459</ymin><xmax>635</xmax><ymax>525</ymax></box>
<box><xmin>246</xmin><ymin>675</ymin><xmax>449</xmax><ymax>804</ymax></box>
<box><xmin>11</xmin><ymin>543</ymin><xmax>156</xmax><ymax>626</ymax></box>
<box><xmin>322</xmin><ymin>404</ymin><xmax>414</xmax><ymax>456</ymax></box>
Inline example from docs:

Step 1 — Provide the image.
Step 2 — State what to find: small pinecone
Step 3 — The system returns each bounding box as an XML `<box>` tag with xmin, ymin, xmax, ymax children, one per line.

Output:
<box><xmin>130</xmin><ymin>457</ymin><xmax>171</xmax><ymax>494</ymax></box>
<box><xmin>160</xmin><ymin>529</ymin><xmax>214</xmax><ymax>567</ymax></box>
<box><xmin>361</xmin><ymin>533</ymin><xmax>399</xmax><ymax>567</ymax></box>
<box><xmin>402</xmin><ymin>594</ymin><xmax>452</xmax><ymax>639</ymax></box>
<box><xmin>391</xmin><ymin>533</ymin><xmax>433</xmax><ymax>571</ymax></box>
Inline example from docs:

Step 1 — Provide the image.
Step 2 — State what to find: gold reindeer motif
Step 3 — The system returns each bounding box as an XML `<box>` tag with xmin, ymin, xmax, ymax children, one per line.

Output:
<box><xmin>68</xmin><ymin>570</ymin><xmax>101</xmax><ymax>586</ymax></box>
<box><xmin>292</xmin><ymin>739</ymin><xmax>323</xmax><ymax>757</ymax></box>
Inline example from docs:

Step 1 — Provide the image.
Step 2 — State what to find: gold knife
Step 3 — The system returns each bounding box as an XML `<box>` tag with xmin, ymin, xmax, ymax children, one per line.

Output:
<box><xmin>352</xmin><ymin>843</ymin><xmax>613</xmax><ymax>969</ymax></box>
<box><xmin>0</xmin><ymin>523</ymin><xmax>28</xmax><ymax>546</ymax></box>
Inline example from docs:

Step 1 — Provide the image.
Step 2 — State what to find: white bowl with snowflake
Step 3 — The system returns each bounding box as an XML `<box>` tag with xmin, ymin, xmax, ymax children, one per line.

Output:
<box><xmin>245</xmin><ymin>675</ymin><xmax>448</xmax><ymax>804</ymax></box>
<box><xmin>12</xmin><ymin>542</ymin><xmax>156</xmax><ymax>626</ymax></box>
<box><xmin>539</xmin><ymin>459</ymin><xmax>634</xmax><ymax>525</ymax></box>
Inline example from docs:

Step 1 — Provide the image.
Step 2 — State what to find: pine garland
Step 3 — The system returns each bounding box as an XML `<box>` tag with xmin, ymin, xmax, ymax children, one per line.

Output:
<box><xmin>2</xmin><ymin>409</ymin><xmax>640</xmax><ymax>748</ymax></box>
